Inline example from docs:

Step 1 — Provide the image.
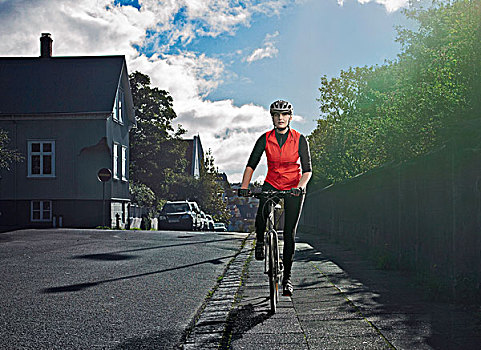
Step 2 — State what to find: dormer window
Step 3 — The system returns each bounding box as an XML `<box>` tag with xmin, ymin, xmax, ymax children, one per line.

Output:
<box><xmin>113</xmin><ymin>88</ymin><xmax>124</xmax><ymax>124</ymax></box>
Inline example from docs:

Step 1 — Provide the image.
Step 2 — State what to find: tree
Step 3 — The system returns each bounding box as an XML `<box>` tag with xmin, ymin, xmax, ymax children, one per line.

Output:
<box><xmin>129</xmin><ymin>71</ymin><xmax>187</xmax><ymax>205</ymax></box>
<box><xmin>129</xmin><ymin>181</ymin><xmax>157</xmax><ymax>208</ymax></box>
<box><xmin>199</xmin><ymin>149</ymin><xmax>231</xmax><ymax>222</ymax></box>
<box><xmin>128</xmin><ymin>71</ymin><xmax>231</xmax><ymax>221</ymax></box>
<box><xmin>0</xmin><ymin>129</ymin><xmax>23</xmax><ymax>170</ymax></box>
<box><xmin>309</xmin><ymin>0</ymin><xmax>481</xmax><ymax>187</ymax></box>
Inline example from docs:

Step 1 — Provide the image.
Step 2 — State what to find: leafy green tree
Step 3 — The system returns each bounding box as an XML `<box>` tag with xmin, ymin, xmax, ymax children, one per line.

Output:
<box><xmin>0</xmin><ymin>129</ymin><xmax>23</xmax><ymax>170</ymax></box>
<box><xmin>128</xmin><ymin>72</ymin><xmax>230</xmax><ymax>221</ymax></box>
<box><xmin>309</xmin><ymin>0</ymin><xmax>481</xmax><ymax>187</ymax></box>
<box><xmin>129</xmin><ymin>71</ymin><xmax>187</xmax><ymax>204</ymax></box>
<box><xmin>199</xmin><ymin>149</ymin><xmax>231</xmax><ymax>222</ymax></box>
<box><xmin>394</xmin><ymin>0</ymin><xmax>481</xmax><ymax>144</ymax></box>
<box><xmin>129</xmin><ymin>181</ymin><xmax>157</xmax><ymax>208</ymax></box>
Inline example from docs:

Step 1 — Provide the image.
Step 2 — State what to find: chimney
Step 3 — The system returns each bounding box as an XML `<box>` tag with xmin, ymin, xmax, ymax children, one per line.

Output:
<box><xmin>40</xmin><ymin>33</ymin><xmax>52</xmax><ymax>58</ymax></box>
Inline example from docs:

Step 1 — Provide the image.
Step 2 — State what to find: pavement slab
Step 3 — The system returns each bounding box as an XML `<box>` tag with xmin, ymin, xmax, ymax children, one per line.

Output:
<box><xmin>298</xmin><ymin>231</ymin><xmax>481</xmax><ymax>350</ymax></box>
<box><xmin>223</xmin><ymin>237</ymin><xmax>394</xmax><ymax>350</ymax></box>
<box><xmin>183</xmin><ymin>231</ymin><xmax>481</xmax><ymax>349</ymax></box>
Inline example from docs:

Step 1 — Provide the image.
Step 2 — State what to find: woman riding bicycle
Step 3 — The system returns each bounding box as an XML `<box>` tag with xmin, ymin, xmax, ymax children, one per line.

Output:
<box><xmin>238</xmin><ymin>99</ymin><xmax>312</xmax><ymax>296</ymax></box>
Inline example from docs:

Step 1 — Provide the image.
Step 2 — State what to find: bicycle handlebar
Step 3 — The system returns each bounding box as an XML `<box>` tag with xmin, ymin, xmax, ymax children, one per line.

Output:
<box><xmin>240</xmin><ymin>188</ymin><xmax>303</xmax><ymax>198</ymax></box>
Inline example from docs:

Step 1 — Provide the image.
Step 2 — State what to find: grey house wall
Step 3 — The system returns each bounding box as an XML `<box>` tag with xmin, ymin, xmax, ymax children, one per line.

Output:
<box><xmin>0</xmin><ymin>50</ymin><xmax>135</xmax><ymax>231</ymax></box>
<box><xmin>106</xmin><ymin>70</ymin><xmax>133</xmax><ymax>228</ymax></box>
<box><xmin>0</xmin><ymin>67</ymin><xmax>134</xmax><ymax>231</ymax></box>
<box><xmin>0</xmin><ymin>111</ymin><xmax>130</xmax><ymax>230</ymax></box>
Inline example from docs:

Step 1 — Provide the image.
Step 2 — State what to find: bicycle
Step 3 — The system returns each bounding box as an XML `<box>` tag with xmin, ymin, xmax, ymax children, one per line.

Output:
<box><xmin>249</xmin><ymin>189</ymin><xmax>294</xmax><ymax>314</ymax></box>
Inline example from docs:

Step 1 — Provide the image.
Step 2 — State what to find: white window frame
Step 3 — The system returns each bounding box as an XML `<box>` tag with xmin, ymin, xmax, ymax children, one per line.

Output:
<box><xmin>112</xmin><ymin>88</ymin><xmax>124</xmax><ymax>125</ymax></box>
<box><xmin>31</xmin><ymin>200</ymin><xmax>52</xmax><ymax>222</ymax></box>
<box><xmin>118</xmin><ymin>88</ymin><xmax>124</xmax><ymax>124</ymax></box>
<box><xmin>121</xmin><ymin>145</ymin><xmax>127</xmax><ymax>181</ymax></box>
<box><xmin>27</xmin><ymin>140</ymin><xmax>55</xmax><ymax>178</ymax></box>
<box><xmin>113</xmin><ymin>142</ymin><xmax>119</xmax><ymax>180</ymax></box>
<box><xmin>113</xmin><ymin>92</ymin><xmax>118</xmax><ymax>122</ymax></box>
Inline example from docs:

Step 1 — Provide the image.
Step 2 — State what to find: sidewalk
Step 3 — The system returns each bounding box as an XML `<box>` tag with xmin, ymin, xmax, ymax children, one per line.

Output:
<box><xmin>224</xmin><ymin>232</ymin><xmax>481</xmax><ymax>350</ymax></box>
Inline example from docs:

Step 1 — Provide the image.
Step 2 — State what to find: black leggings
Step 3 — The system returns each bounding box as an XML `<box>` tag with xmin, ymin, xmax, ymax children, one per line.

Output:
<box><xmin>255</xmin><ymin>182</ymin><xmax>305</xmax><ymax>281</ymax></box>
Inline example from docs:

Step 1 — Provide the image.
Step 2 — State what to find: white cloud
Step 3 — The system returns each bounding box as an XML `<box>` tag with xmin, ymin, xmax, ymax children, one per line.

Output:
<box><xmin>337</xmin><ymin>0</ymin><xmax>409</xmax><ymax>12</ymax></box>
<box><xmin>174</xmin><ymin>99</ymin><xmax>273</xmax><ymax>182</ymax></box>
<box><xmin>0</xmin><ymin>0</ymin><xmax>281</xmax><ymax>182</ymax></box>
<box><xmin>140</xmin><ymin>0</ymin><xmax>291</xmax><ymax>51</ymax></box>
<box><xmin>0</xmin><ymin>0</ymin><xmax>154</xmax><ymax>58</ymax></box>
<box><xmin>245</xmin><ymin>31</ymin><xmax>279</xmax><ymax>63</ymax></box>
<box><xmin>0</xmin><ymin>0</ymin><xmax>406</xmax><ymax>182</ymax></box>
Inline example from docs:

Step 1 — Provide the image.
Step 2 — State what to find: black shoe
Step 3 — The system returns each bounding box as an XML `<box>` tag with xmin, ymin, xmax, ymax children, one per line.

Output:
<box><xmin>255</xmin><ymin>241</ymin><xmax>264</xmax><ymax>261</ymax></box>
<box><xmin>282</xmin><ymin>279</ymin><xmax>293</xmax><ymax>296</ymax></box>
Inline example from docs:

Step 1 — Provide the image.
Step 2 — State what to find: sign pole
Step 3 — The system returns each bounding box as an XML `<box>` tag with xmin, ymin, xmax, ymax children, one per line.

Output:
<box><xmin>97</xmin><ymin>168</ymin><xmax>112</xmax><ymax>228</ymax></box>
<box><xmin>102</xmin><ymin>181</ymin><xmax>106</xmax><ymax>227</ymax></box>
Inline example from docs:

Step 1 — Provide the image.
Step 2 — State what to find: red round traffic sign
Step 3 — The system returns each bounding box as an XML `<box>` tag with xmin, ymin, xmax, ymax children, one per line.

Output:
<box><xmin>97</xmin><ymin>168</ymin><xmax>112</xmax><ymax>182</ymax></box>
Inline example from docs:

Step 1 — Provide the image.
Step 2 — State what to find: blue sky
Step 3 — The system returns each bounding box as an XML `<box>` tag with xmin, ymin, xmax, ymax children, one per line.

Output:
<box><xmin>0</xmin><ymin>0</ymin><xmax>410</xmax><ymax>182</ymax></box>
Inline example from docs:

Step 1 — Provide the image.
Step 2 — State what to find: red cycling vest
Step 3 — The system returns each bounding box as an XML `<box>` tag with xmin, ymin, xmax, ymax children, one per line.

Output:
<box><xmin>264</xmin><ymin>128</ymin><xmax>302</xmax><ymax>190</ymax></box>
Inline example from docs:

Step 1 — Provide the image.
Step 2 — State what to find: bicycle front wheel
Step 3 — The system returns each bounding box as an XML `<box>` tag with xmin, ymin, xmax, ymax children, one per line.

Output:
<box><xmin>267</xmin><ymin>234</ymin><xmax>278</xmax><ymax>314</ymax></box>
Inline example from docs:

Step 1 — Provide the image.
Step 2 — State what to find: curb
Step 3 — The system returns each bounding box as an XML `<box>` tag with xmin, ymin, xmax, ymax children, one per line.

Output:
<box><xmin>181</xmin><ymin>234</ymin><xmax>254</xmax><ymax>349</ymax></box>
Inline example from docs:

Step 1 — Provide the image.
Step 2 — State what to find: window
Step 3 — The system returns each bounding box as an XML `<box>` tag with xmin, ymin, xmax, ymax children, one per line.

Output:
<box><xmin>113</xmin><ymin>93</ymin><xmax>118</xmax><ymax>121</ymax></box>
<box><xmin>121</xmin><ymin>146</ymin><xmax>127</xmax><ymax>181</ymax></box>
<box><xmin>113</xmin><ymin>88</ymin><xmax>124</xmax><ymax>124</ymax></box>
<box><xmin>31</xmin><ymin>200</ymin><xmax>52</xmax><ymax>222</ymax></box>
<box><xmin>118</xmin><ymin>89</ymin><xmax>124</xmax><ymax>124</ymax></box>
<box><xmin>28</xmin><ymin>141</ymin><xmax>55</xmax><ymax>177</ymax></box>
<box><xmin>113</xmin><ymin>143</ymin><xmax>119</xmax><ymax>179</ymax></box>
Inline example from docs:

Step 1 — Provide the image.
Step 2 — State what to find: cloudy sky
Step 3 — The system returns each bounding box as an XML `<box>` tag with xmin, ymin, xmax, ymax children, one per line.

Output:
<box><xmin>0</xmin><ymin>0</ymin><xmax>409</xmax><ymax>183</ymax></box>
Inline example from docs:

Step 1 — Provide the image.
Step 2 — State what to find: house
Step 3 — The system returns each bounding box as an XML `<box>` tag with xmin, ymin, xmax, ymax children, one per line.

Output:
<box><xmin>183</xmin><ymin>135</ymin><xmax>204</xmax><ymax>178</ymax></box>
<box><xmin>0</xmin><ymin>33</ymin><xmax>136</xmax><ymax>231</ymax></box>
<box><xmin>215</xmin><ymin>172</ymin><xmax>230</xmax><ymax>203</ymax></box>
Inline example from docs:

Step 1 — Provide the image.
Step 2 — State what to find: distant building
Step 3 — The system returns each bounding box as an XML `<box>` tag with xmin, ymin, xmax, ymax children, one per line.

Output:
<box><xmin>183</xmin><ymin>135</ymin><xmax>204</xmax><ymax>178</ymax></box>
<box><xmin>0</xmin><ymin>33</ymin><xmax>136</xmax><ymax>231</ymax></box>
<box><xmin>215</xmin><ymin>172</ymin><xmax>230</xmax><ymax>203</ymax></box>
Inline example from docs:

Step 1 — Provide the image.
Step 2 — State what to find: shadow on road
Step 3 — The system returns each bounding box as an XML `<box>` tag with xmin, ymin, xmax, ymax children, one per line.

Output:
<box><xmin>41</xmin><ymin>254</ymin><xmax>235</xmax><ymax>294</ymax></box>
<box><xmin>71</xmin><ymin>237</ymin><xmax>242</xmax><ymax>261</ymax></box>
<box><xmin>73</xmin><ymin>253</ymin><xmax>139</xmax><ymax>261</ymax></box>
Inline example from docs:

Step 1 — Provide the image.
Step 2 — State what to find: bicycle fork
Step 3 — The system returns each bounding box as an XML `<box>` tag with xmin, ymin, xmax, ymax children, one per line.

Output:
<box><xmin>264</xmin><ymin>230</ymin><xmax>283</xmax><ymax>276</ymax></box>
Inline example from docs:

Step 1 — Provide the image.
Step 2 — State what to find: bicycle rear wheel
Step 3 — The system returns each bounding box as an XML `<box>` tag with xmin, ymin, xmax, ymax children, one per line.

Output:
<box><xmin>267</xmin><ymin>233</ymin><xmax>278</xmax><ymax>314</ymax></box>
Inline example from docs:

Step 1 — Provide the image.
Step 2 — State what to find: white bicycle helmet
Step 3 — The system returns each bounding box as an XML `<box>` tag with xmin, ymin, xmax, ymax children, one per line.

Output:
<box><xmin>270</xmin><ymin>100</ymin><xmax>293</xmax><ymax>116</ymax></box>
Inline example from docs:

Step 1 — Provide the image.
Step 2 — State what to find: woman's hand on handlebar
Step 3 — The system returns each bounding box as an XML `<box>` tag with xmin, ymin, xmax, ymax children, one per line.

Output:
<box><xmin>238</xmin><ymin>188</ymin><xmax>251</xmax><ymax>197</ymax></box>
<box><xmin>290</xmin><ymin>187</ymin><xmax>305</xmax><ymax>196</ymax></box>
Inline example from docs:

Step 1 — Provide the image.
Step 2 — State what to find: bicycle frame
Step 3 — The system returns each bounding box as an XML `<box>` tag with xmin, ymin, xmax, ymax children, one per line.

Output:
<box><xmin>252</xmin><ymin>190</ymin><xmax>292</xmax><ymax>313</ymax></box>
<box><xmin>264</xmin><ymin>200</ymin><xmax>279</xmax><ymax>276</ymax></box>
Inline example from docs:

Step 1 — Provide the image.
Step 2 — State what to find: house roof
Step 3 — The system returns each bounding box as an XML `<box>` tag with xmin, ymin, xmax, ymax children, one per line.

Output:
<box><xmin>0</xmin><ymin>56</ymin><xmax>126</xmax><ymax>115</ymax></box>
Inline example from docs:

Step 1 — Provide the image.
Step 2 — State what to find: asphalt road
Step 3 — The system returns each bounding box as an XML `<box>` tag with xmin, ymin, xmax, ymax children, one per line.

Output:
<box><xmin>0</xmin><ymin>228</ymin><xmax>247</xmax><ymax>349</ymax></box>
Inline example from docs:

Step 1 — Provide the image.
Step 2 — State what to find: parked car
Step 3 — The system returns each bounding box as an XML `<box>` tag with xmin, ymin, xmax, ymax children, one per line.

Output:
<box><xmin>158</xmin><ymin>201</ymin><xmax>200</xmax><ymax>231</ymax></box>
<box><xmin>205</xmin><ymin>214</ymin><xmax>215</xmax><ymax>231</ymax></box>
<box><xmin>214</xmin><ymin>222</ymin><xmax>227</xmax><ymax>232</ymax></box>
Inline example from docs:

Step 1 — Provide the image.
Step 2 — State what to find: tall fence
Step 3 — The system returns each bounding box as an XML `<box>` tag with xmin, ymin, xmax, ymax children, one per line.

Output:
<box><xmin>301</xmin><ymin>141</ymin><xmax>481</xmax><ymax>302</ymax></box>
